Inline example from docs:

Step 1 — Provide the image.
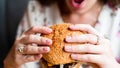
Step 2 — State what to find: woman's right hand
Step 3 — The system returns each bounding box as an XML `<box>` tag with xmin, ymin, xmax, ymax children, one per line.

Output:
<box><xmin>4</xmin><ymin>26</ymin><xmax>52</xmax><ymax>68</ymax></box>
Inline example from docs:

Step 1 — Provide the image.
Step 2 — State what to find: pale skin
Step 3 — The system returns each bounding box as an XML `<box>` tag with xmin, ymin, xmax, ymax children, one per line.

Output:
<box><xmin>4</xmin><ymin>0</ymin><xmax>120</xmax><ymax>68</ymax></box>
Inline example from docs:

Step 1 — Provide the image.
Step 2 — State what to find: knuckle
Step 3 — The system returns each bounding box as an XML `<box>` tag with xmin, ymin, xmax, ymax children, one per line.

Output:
<box><xmin>24</xmin><ymin>46</ymin><xmax>30</xmax><ymax>53</ymax></box>
<box><xmin>29</xmin><ymin>34</ymin><xmax>34</xmax><ymax>39</ymax></box>
<box><xmin>38</xmin><ymin>47</ymin><xmax>45</xmax><ymax>53</ymax></box>
<box><xmin>29</xmin><ymin>35</ymin><xmax>35</xmax><ymax>41</ymax></box>
<box><xmin>39</xmin><ymin>37</ymin><xmax>44</xmax><ymax>43</ymax></box>
<box><xmin>40</xmin><ymin>37</ymin><xmax>47</xmax><ymax>44</ymax></box>
<box><xmin>38</xmin><ymin>48</ymin><xmax>42</xmax><ymax>52</ymax></box>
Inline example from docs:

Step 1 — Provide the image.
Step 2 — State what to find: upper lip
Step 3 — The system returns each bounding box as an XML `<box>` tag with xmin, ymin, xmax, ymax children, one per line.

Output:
<box><xmin>74</xmin><ymin>0</ymin><xmax>84</xmax><ymax>4</ymax></box>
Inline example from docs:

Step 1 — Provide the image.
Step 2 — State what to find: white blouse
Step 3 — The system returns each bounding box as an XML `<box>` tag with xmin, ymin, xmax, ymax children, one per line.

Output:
<box><xmin>17</xmin><ymin>1</ymin><xmax>120</xmax><ymax>68</ymax></box>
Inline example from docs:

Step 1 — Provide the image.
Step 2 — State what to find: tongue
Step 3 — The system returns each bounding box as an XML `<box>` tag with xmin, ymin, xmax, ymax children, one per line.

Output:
<box><xmin>74</xmin><ymin>0</ymin><xmax>83</xmax><ymax>4</ymax></box>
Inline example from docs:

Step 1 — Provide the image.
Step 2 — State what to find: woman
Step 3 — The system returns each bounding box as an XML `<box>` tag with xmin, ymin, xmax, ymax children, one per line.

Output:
<box><xmin>4</xmin><ymin>0</ymin><xmax>120</xmax><ymax>68</ymax></box>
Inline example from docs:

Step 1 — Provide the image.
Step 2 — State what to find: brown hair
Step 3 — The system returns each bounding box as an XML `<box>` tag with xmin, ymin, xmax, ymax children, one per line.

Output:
<box><xmin>38</xmin><ymin>0</ymin><xmax>120</xmax><ymax>6</ymax></box>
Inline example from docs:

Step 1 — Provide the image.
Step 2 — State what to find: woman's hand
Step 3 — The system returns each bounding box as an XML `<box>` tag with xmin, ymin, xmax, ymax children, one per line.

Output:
<box><xmin>64</xmin><ymin>24</ymin><xmax>120</xmax><ymax>68</ymax></box>
<box><xmin>4</xmin><ymin>26</ymin><xmax>52</xmax><ymax>68</ymax></box>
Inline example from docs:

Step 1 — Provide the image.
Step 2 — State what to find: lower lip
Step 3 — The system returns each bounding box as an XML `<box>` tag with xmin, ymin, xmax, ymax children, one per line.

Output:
<box><xmin>70</xmin><ymin>0</ymin><xmax>85</xmax><ymax>9</ymax></box>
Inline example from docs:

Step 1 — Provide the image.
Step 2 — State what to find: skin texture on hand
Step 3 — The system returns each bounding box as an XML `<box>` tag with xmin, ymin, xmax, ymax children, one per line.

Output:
<box><xmin>4</xmin><ymin>26</ymin><xmax>53</xmax><ymax>68</ymax></box>
<box><xmin>64</xmin><ymin>24</ymin><xmax>120</xmax><ymax>68</ymax></box>
<box><xmin>4</xmin><ymin>24</ymin><xmax>120</xmax><ymax>68</ymax></box>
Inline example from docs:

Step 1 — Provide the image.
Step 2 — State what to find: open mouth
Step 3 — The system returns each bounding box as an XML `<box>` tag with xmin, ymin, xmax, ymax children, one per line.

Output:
<box><xmin>71</xmin><ymin>0</ymin><xmax>85</xmax><ymax>8</ymax></box>
<box><xmin>74</xmin><ymin>0</ymin><xmax>84</xmax><ymax>4</ymax></box>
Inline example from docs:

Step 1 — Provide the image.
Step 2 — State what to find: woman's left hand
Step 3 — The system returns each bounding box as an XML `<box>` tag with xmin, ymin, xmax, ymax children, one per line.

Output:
<box><xmin>64</xmin><ymin>24</ymin><xmax>120</xmax><ymax>68</ymax></box>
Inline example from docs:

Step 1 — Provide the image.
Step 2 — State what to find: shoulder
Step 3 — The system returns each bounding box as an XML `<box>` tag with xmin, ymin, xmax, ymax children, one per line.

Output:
<box><xmin>27</xmin><ymin>0</ymin><xmax>58</xmax><ymax>12</ymax></box>
<box><xmin>102</xmin><ymin>4</ymin><xmax>120</xmax><ymax>17</ymax></box>
<box><xmin>27</xmin><ymin>0</ymin><xmax>44</xmax><ymax>12</ymax></box>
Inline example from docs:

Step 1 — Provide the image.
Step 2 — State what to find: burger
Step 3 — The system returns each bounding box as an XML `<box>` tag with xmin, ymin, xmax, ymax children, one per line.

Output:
<box><xmin>40</xmin><ymin>23</ymin><xmax>99</xmax><ymax>68</ymax></box>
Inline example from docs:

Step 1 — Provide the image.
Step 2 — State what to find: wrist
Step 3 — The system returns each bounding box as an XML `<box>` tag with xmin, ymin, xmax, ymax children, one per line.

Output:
<box><xmin>4</xmin><ymin>66</ymin><xmax>21</xmax><ymax>68</ymax></box>
<box><xmin>4</xmin><ymin>59</ymin><xmax>21</xmax><ymax>68</ymax></box>
<box><xmin>4</xmin><ymin>64</ymin><xmax>21</xmax><ymax>68</ymax></box>
<box><xmin>4</xmin><ymin>63</ymin><xmax>21</xmax><ymax>68</ymax></box>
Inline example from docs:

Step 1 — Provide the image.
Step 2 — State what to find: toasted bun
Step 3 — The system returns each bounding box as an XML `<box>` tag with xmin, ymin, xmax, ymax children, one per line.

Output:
<box><xmin>41</xmin><ymin>23</ymin><xmax>100</xmax><ymax>68</ymax></box>
<box><xmin>42</xmin><ymin>23</ymin><xmax>84</xmax><ymax>66</ymax></box>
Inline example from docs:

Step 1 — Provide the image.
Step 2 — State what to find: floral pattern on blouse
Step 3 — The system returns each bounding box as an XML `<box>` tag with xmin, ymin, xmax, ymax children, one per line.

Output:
<box><xmin>17</xmin><ymin>1</ymin><xmax>120</xmax><ymax>68</ymax></box>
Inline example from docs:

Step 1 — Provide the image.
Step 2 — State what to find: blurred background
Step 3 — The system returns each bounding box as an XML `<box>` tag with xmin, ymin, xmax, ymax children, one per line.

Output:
<box><xmin>0</xmin><ymin>0</ymin><xmax>120</xmax><ymax>68</ymax></box>
<box><xmin>0</xmin><ymin>0</ymin><xmax>29</xmax><ymax>68</ymax></box>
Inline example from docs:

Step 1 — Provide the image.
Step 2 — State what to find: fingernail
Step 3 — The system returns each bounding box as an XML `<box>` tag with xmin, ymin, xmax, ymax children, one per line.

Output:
<box><xmin>66</xmin><ymin>36</ymin><xmax>72</xmax><ymax>41</ymax></box>
<box><xmin>71</xmin><ymin>54</ymin><xmax>77</xmax><ymax>59</ymax></box>
<box><xmin>70</xmin><ymin>25</ymin><xmax>75</xmax><ymax>28</ymax></box>
<box><xmin>46</xmin><ymin>39</ymin><xmax>52</xmax><ymax>45</ymax></box>
<box><xmin>65</xmin><ymin>46</ymin><xmax>71</xmax><ymax>51</ymax></box>
<box><xmin>46</xmin><ymin>28</ymin><xmax>52</xmax><ymax>32</ymax></box>
<box><xmin>43</xmin><ymin>47</ymin><xmax>50</xmax><ymax>52</ymax></box>
<box><xmin>69</xmin><ymin>25</ymin><xmax>75</xmax><ymax>28</ymax></box>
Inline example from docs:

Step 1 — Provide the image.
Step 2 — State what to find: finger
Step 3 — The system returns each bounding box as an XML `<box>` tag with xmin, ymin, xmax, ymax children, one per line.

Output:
<box><xmin>24</xmin><ymin>54</ymin><xmax>43</xmax><ymax>62</ymax></box>
<box><xmin>65</xmin><ymin>34</ymin><xmax>98</xmax><ymax>44</ymax></box>
<box><xmin>71</xmin><ymin>54</ymin><xmax>102</xmax><ymax>64</ymax></box>
<box><xmin>20</xmin><ymin>34</ymin><xmax>52</xmax><ymax>45</ymax></box>
<box><xmin>64</xmin><ymin>44</ymin><xmax>103</xmax><ymax>54</ymax></box>
<box><xmin>71</xmin><ymin>54</ymin><xmax>117</xmax><ymax>67</ymax></box>
<box><xmin>69</xmin><ymin>24</ymin><xmax>102</xmax><ymax>36</ymax></box>
<box><xmin>23</xmin><ymin>45</ymin><xmax>50</xmax><ymax>54</ymax></box>
<box><xmin>24</xmin><ymin>26</ymin><xmax>52</xmax><ymax>35</ymax></box>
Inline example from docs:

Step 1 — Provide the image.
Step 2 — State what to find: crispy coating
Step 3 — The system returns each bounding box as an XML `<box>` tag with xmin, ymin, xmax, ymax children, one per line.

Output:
<box><xmin>42</xmin><ymin>23</ymin><xmax>84</xmax><ymax>66</ymax></box>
